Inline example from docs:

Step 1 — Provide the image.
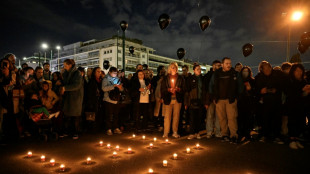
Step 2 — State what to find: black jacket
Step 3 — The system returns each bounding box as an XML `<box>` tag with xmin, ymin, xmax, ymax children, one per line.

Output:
<box><xmin>130</xmin><ymin>78</ymin><xmax>150</xmax><ymax>103</ymax></box>
<box><xmin>184</xmin><ymin>74</ymin><xmax>204</xmax><ymax>108</ymax></box>
<box><xmin>161</xmin><ymin>74</ymin><xmax>185</xmax><ymax>105</ymax></box>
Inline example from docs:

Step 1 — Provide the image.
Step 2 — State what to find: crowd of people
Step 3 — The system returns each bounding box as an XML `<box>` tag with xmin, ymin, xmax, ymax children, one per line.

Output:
<box><xmin>1</xmin><ymin>53</ymin><xmax>310</xmax><ymax>150</ymax></box>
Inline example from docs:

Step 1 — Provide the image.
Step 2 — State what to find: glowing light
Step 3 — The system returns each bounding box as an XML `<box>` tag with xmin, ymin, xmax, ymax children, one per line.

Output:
<box><xmin>142</xmin><ymin>135</ymin><xmax>146</xmax><ymax>140</ymax></box>
<box><xmin>173</xmin><ymin>153</ymin><xmax>178</xmax><ymax>159</ymax></box>
<box><xmin>149</xmin><ymin>143</ymin><xmax>153</xmax><ymax>148</ymax></box>
<box><xmin>113</xmin><ymin>151</ymin><xmax>117</xmax><ymax>157</ymax></box>
<box><xmin>165</xmin><ymin>139</ymin><xmax>169</xmax><ymax>144</ymax></box>
<box><xmin>153</xmin><ymin>137</ymin><xmax>157</xmax><ymax>142</ymax></box>
<box><xmin>196</xmin><ymin>143</ymin><xmax>200</xmax><ymax>149</ymax></box>
<box><xmin>186</xmin><ymin>148</ymin><xmax>191</xmax><ymax>153</ymax></box>
<box><xmin>291</xmin><ymin>11</ymin><xmax>303</xmax><ymax>21</ymax></box>
<box><xmin>163</xmin><ymin>160</ymin><xmax>168</xmax><ymax>167</ymax></box>
<box><xmin>60</xmin><ymin>164</ymin><xmax>65</xmax><ymax>172</ymax></box>
<box><xmin>148</xmin><ymin>168</ymin><xmax>154</xmax><ymax>174</ymax></box>
<box><xmin>41</xmin><ymin>155</ymin><xmax>45</xmax><ymax>162</ymax></box>
<box><xmin>50</xmin><ymin>159</ymin><xmax>55</xmax><ymax>166</ymax></box>
<box><xmin>27</xmin><ymin>151</ymin><xmax>32</xmax><ymax>158</ymax></box>
<box><xmin>116</xmin><ymin>145</ymin><xmax>120</xmax><ymax>151</ymax></box>
<box><xmin>99</xmin><ymin>141</ymin><xmax>103</xmax><ymax>146</ymax></box>
<box><xmin>107</xmin><ymin>144</ymin><xmax>111</xmax><ymax>149</ymax></box>
<box><xmin>87</xmin><ymin>157</ymin><xmax>91</xmax><ymax>164</ymax></box>
<box><xmin>128</xmin><ymin>147</ymin><xmax>132</xmax><ymax>153</ymax></box>
<box><xmin>56</xmin><ymin>46</ymin><xmax>61</xmax><ymax>50</ymax></box>
<box><xmin>41</xmin><ymin>43</ymin><xmax>48</xmax><ymax>49</ymax></box>
<box><xmin>132</xmin><ymin>134</ymin><xmax>136</xmax><ymax>138</ymax></box>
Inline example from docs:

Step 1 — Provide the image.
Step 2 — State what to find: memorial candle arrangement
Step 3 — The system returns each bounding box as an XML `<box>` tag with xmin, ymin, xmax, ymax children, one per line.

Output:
<box><xmin>196</xmin><ymin>143</ymin><xmax>200</xmax><ymax>149</ymax></box>
<box><xmin>149</xmin><ymin>143</ymin><xmax>153</xmax><ymax>148</ymax></box>
<box><xmin>87</xmin><ymin>157</ymin><xmax>91</xmax><ymax>164</ymax></box>
<box><xmin>173</xmin><ymin>153</ymin><xmax>178</xmax><ymax>159</ymax></box>
<box><xmin>127</xmin><ymin>147</ymin><xmax>132</xmax><ymax>154</ymax></box>
<box><xmin>115</xmin><ymin>145</ymin><xmax>120</xmax><ymax>151</ymax></box>
<box><xmin>186</xmin><ymin>148</ymin><xmax>191</xmax><ymax>154</ymax></box>
<box><xmin>113</xmin><ymin>151</ymin><xmax>117</xmax><ymax>158</ymax></box>
<box><xmin>59</xmin><ymin>164</ymin><xmax>65</xmax><ymax>172</ymax></box>
<box><xmin>165</xmin><ymin>139</ymin><xmax>169</xmax><ymax>144</ymax></box>
<box><xmin>99</xmin><ymin>141</ymin><xmax>103</xmax><ymax>147</ymax></box>
<box><xmin>132</xmin><ymin>134</ymin><xmax>136</xmax><ymax>138</ymax></box>
<box><xmin>148</xmin><ymin>168</ymin><xmax>154</xmax><ymax>174</ymax></box>
<box><xmin>163</xmin><ymin>160</ymin><xmax>168</xmax><ymax>167</ymax></box>
<box><xmin>142</xmin><ymin>135</ymin><xmax>146</xmax><ymax>140</ymax></box>
<box><xmin>107</xmin><ymin>144</ymin><xmax>111</xmax><ymax>149</ymax></box>
<box><xmin>50</xmin><ymin>159</ymin><xmax>55</xmax><ymax>166</ymax></box>
<box><xmin>41</xmin><ymin>155</ymin><xmax>45</xmax><ymax>162</ymax></box>
<box><xmin>27</xmin><ymin>151</ymin><xmax>32</xmax><ymax>158</ymax></box>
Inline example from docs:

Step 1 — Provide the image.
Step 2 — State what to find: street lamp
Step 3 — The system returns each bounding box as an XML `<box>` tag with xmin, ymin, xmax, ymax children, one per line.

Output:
<box><xmin>120</xmin><ymin>21</ymin><xmax>128</xmax><ymax>75</ymax></box>
<box><xmin>56</xmin><ymin>46</ymin><xmax>61</xmax><ymax>71</ymax></box>
<box><xmin>286</xmin><ymin>11</ymin><xmax>303</xmax><ymax>62</ymax></box>
<box><xmin>41</xmin><ymin>43</ymin><xmax>48</xmax><ymax>63</ymax></box>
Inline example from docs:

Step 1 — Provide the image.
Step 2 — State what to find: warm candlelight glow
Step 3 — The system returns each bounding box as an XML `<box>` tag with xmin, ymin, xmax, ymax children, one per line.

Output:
<box><xmin>165</xmin><ymin>139</ymin><xmax>169</xmax><ymax>144</ymax></box>
<box><xmin>173</xmin><ymin>153</ymin><xmax>178</xmax><ymax>159</ymax></box>
<box><xmin>196</xmin><ymin>143</ymin><xmax>200</xmax><ymax>149</ymax></box>
<box><xmin>87</xmin><ymin>157</ymin><xmax>91</xmax><ymax>164</ymax></box>
<box><xmin>163</xmin><ymin>160</ymin><xmax>168</xmax><ymax>167</ymax></box>
<box><xmin>27</xmin><ymin>151</ymin><xmax>32</xmax><ymax>158</ymax></box>
<box><xmin>60</xmin><ymin>164</ymin><xmax>65</xmax><ymax>172</ymax></box>
<box><xmin>99</xmin><ymin>141</ymin><xmax>103</xmax><ymax>146</ymax></box>
<box><xmin>132</xmin><ymin>134</ymin><xmax>136</xmax><ymax>138</ymax></box>
<box><xmin>116</xmin><ymin>145</ymin><xmax>120</xmax><ymax>151</ymax></box>
<box><xmin>50</xmin><ymin>159</ymin><xmax>55</xmax><ymax>166</ymax></box>
<box><xmin>113</xmin><ymin>151</ymin><xmax>117</xmax><ymax>157</ymax></box>
<box><xmin>142</xmin><ymin>135</ymin><xmax>146</xmax><ymax>140</ymax></box>
<box><xmin>187</xmin><ymin>147</ymin><xmax>191</xmax><ymax>153</ymax></box>
<box><xmin>148</xmin><ymin>168</ymin><xmax>154</xmax><ymax>174</ymax></box>
<box><xmin>128</xmin><ymin>147</ymin><xmax>132</xmax><ymax>153</ymax></box>
<box><xmin>153</xmin><ymin>137</ymin><xmax>157</xmax><ymax>142</ymax></box>
<box><xmin>107</xmin><ymin>144</ymin><xmax>111</xmax><ymax>149</ymax></box>
<box><xmin>149</xmin><ymin>143</ymin><xmax>153</xmax><ymax>148</ymax></box>
<box><xmin>41</xmin><ymin>155</ymin><xmax>45</xmax><ymax>162</ymax></box>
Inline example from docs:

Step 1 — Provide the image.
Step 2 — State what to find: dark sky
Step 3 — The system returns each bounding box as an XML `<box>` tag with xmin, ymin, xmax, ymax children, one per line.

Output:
<box><xmin>1</xmin><ymin>0</ymin><xmax>310</xmax><ymax>70</ymax></box>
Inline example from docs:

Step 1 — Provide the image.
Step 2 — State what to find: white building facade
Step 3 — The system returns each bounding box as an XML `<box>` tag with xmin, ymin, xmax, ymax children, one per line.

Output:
<box><xmin>50</xmin><ymin>37</ymin><xmax>211</xmax><ymax>74</ymax></box>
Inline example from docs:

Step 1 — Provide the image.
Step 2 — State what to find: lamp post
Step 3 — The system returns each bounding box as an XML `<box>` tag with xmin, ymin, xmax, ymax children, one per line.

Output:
<box><xmin>286</xmin><ymin>11</ymin><xmax>303</xmax><ymax>62</ymax></box>
<box><xmin>120</xmin><ymin>21</ymin><xmax>128</xmax><ymax>75</ymax></box>
<box><xmin>41</xmin><ymin>43</ymin><xmax>48</xmax><ymax>63</ymax></box>
<box><xmin>56</xmin><ymin>46</ymin><xmax>61</xmax><ymax>71</ymax></box>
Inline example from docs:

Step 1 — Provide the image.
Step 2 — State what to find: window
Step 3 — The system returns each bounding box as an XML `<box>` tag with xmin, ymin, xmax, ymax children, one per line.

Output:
<box><xmin>142</xmin><ymin>55</ymin><xmax>145</xmax><ymax>58</ymax></box>
<box><xmin>104</xmin><ymin>51</ymin><xmax>106</xmax><ymax>54</ymax></box>
<box><xmin>118</xmin><ymin>50</ymin><xmax>121</xmax><ymax>53</ymax></box>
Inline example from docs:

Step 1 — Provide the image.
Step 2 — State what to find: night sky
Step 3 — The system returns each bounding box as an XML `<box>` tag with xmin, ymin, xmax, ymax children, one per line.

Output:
<box><xmin>1</xmin><ymin>0</ymin><xmax>310</xmax><ymax>71</ymax></box>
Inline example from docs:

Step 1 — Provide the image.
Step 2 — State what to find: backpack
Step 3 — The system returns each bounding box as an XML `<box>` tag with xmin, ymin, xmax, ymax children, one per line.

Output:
<box><xmin>109</xmin><ymin>87</ymin><xmax>121</xmax><ymax>101</ymax></box>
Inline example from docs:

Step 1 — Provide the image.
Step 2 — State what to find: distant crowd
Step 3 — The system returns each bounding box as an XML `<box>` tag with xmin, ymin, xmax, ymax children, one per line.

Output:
<box><xmin>1</xmin><ymin>53</ymin><xmax>310</xmax><ymax>149</ymax></box>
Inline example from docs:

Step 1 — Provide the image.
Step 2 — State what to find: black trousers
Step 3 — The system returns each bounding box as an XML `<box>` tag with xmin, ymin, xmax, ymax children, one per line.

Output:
<box><xmin>104</xmin><ymin>102</ymin><xmax>120</xmax><ymax>130</ymax></box>
<box><xmin>189</xmin><ymin>107</ymin><xmax>204</xmax><ymax>134</ymax></box>
<box><xmin>261</xmin><ymin>102</ymin><xmax>282</xmax><ymax>138</ymax></box>
<box><xmin>64</xmin><ymin>116</ymin><xmax>81</xmax><ymax>135</ymax></box>
<box><xmin>288</xmin><ymin>107</ymin><xmax>306</xmax><ymax>138</ymax></box>
<box><xmin>133</xmin><ymin>102</ymin><xmax>150</xmax><ymax>130</ymax></box>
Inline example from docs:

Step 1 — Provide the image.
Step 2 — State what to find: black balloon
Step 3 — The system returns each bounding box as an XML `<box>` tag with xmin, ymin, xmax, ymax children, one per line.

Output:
<box><xmin>120</xmin><ymin>21</ymin><xmax>128</xmax><ymax>31</ymax></box>
<box><xmin>199</xmin><ymin>16</ymin><xmax>211</xmax><ymax>31</ymax></box>
<box><xmin>297</xmin><ymin>42</ymin><xmax>308</xmax><ymax>54</ymax></box>
<box><xmin>242</xmin><ymin>43</ymin><xmax>254</xmax><ymax>57</ymax></box>
<box><xmin>177</xmin><ymin>48</ymin><xmax>186</xmax><ymax>59</ymax></box>
<box><xmin>300</xmin><ymin>32</ymin><xmax>310</xmax><ymax>48</ymax></box>
<box><xmin>129</xmin><ymin>46</ymin><xmax>134</xmax><ymax>54</ymax></box>
<box><xmin>103</xmin><ymin>60</ymin><xmax>110</xmax><ymax>70</ymax></box>
<box><xmin>158</xmin><ymin>13</ymin><xmax>171</xmax><ymax>30</ymax></box>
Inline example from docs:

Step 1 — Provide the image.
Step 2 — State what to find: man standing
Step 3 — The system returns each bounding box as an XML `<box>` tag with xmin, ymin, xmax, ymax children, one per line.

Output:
<box><xmin>209</xmin><ymin>57</ymin><xmax>243</xmax><ymax>143</ymax></box>
<box><xmin>204</xmin><ymin>60</ymin><xmax>221</xmax><ymax>138</ymax></box>
<box><xmin>43</xmin><ymin>63</ymin><xmax>52</xmax><ymax>80</ymax></box>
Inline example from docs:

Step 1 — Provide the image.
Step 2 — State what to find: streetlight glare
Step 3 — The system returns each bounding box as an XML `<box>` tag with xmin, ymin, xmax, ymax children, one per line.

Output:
<box><xmin>56</xmin><ymin>46</ymin><xmax>61</xmax><ymax>50</ymax></box>
<box><xmin>291</xmin><ymin>11</ymin><xmax>303</xmax><ymax>21</ymax></box>
<box><xmin>42</xmin><ymin>43</ymin><xmax>48</xmax><ymax>49</ymax></box>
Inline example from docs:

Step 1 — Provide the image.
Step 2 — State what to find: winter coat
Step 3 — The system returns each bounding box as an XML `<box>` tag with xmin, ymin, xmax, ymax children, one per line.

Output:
<box><xmin>130</xmin><ymin>78</ymin><xmax>150</xmax><ymax>103</ymax></box>
<box><xmin>184</xmin><ymin>74</ymin><xmax>205</xmax><ymax>108</ymax></box>
<box><xmin>161</xmin><ymin>74</ymin><xmax>185</xmax><ymax>105</ymax></box>
<box><xmin>102</xmin><ymin>74</ymin><xmax>122</xmax><ymax>104</ymax></box>
<box><xmin>85</xmin><ymin>78</ymin><xmax>103</xmax><ymax>112</ymax></box>
<box><xmin>285</xmin><ymin>78</ymin><xmax>308</xmax><ymax>114</ymax></box>
<box><xmin>62</xmin><ymin>65</ymin><xmax>84</xmax><ymax>117</ymax></box>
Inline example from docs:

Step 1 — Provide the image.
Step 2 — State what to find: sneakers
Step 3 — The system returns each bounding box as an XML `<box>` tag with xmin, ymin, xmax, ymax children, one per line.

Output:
<box><xmin>215</xmin><ymin>134</ymin><xmax>222</xmax><ymax>138</ymax></box>
<box><xmin>106</xmin><ymin>129</ymin><xmax>113</xmax><ymax>135</ymax></box>
<box><xmin>196</xmin><ymin>134</ymin><xmax>201</xmax><ymax>139</ymax></box>
<box><xmin>289</xmin><ymin>141</ymin><xmax>298</xmax><ymax>149</ymax></box>
<box><xmin>221</xmin><ymin>136</ymin><xmax>230</xmax><ymax>142</ymax></box>
<box><xmin>187</xmin><ymin>134</ymin><xmax>196</xmax><ymax>140</ymax></box>
<box><xmin>172</xmin><ymin>132</ymin><xmax>180</xmax><ymax>138</ymax></box>
<box><xmin>114</xmin><ymin>128</ymin><xmax>122</xmax><ymax>134</ymax></box>
<box><xmin>206</xmin><ymin>134</ymin><xmax>212</xmax><ymax>139</ymax></box>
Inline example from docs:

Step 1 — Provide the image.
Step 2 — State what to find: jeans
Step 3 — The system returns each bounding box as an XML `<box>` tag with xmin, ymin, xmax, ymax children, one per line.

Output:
<box><xmin>206</xmin><ymin>103</ymin><xmax>220</xmax><ymax>136</ymax></box>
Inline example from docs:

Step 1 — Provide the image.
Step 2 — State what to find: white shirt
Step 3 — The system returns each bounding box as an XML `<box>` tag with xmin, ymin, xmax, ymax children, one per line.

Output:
<box><xmin>139</xmin><ymin>79</ymin><xmax>149</xmax><ymax>103</ymax></box>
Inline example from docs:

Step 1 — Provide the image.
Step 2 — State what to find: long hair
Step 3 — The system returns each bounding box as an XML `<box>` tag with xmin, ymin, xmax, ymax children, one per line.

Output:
<box><xmin>167</xmin><ymin>62</ymin><xmax>178</xmax><ymax>74</ymax></box>
<box><xmin>289</xmin><ymin>63</ymin><xmax>305</xmax><ymax>81</ymax></box>
<box><xmin>91</xmin><ymin>67</ymin><xmax>101</xmax><ymax>80</ymax></box>
<box><xmin>240</xmin><ymin>66</ymin><xmax>254</xmax><ymax>80</ymax></box>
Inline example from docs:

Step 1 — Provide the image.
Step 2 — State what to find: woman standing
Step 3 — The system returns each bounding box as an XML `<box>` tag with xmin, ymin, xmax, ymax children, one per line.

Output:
<box><xmin>61</xmin><ymin>59</ymin><xmax>84</xmax><ymax>139</ymax></box>
<box><xmin>131</xmin><ymin>70</ymin><xmax>151</xmax><ymax>131</ymax></box>
<box><xmin>286</xmin><ymin>64</ymin><xmax>310</xmax><ymax>149</ymax></box>
<box><xmin>161</xmin><ymin>62</ymin><xmax>185</xmax><ymax>138</ymax></box>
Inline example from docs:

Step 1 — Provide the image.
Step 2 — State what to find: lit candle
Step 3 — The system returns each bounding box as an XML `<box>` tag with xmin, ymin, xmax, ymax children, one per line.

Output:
<box><xmin>87</xmin><ymin>157</ymin><xmax>91</xmax><ymax>164</ymax></box>
<box><xmin>196</xmin><ymin>143</ymin><xmax>200</xmax><ymax>149</ymax></box>
<box><xmin>142</xmin><ymin>135</ymin><xmax>146</xmax><ymax>140</ymax></box>
<box><xmin>165</xmin><ymin>139</ymin><xmax>169</xmax><ymax>144</ymax></box>
<box><xmin>116</xmin><ymin>145</ymin><xmax>120</xmax><ymax>151</ymax></box>
<box><xmin>153</xmin><ymin>137</ymin><xmax>157</xmax><ymax>142</ymax></box>
<box><xmin>99</xmin><ymin>141</ymin><xmax>103</xmax><ymax>147</ymax></box>
<box><xmin>113</xmin><ymin>151</ymin><xmax>117</xmax><ymax>157</ymax></box>
<box><xmin>149</xmin><ymin>143</ymin><xmax>153</xmax><ymax>148</ymax></box>
<box><xmin>27</xmin><ymin>151</ymin><xmax>32</xmax><ymax>158</ymax></box>
<box><xmin>186</xmin><ymin>148</ymin><xmax>191</xmax><ymax>154</ymax></box>
<box><xmin>132</xmin><ymin>134</ymin><xmax>136</xmax><ymax>138</ymax></box>
<box><xmin>171</xmin><ymin>79</ymin><xmax>175</xmax><ymax>88</ymax></box>
<box><xmin>50</xmin><ymin>159</ymin><xmax>55</xmax><ymax>166</ymax></box>
<box><xmin>41</xmin><ymin>155</ymin><xmax>45</xmax><ymax>162</ymax></box>
<box><xmin>60</xmin><ymin>164</ymin><xmax>65</xmax><ymax>172</ymax></box>
<box><xmin>107</xmin><ymin>144</ymin><xmax>111</xmax><ymax>149</ymax></box>
<box><xmin>127</xmin><ymin>147</ymin><xmax>132</xmax><ymax>154</ymax></box>
<box><xmin>163</xmin><ymin>160</ymin><xmax>168</xmax><ymax>167</ymax></box>
<box><xmin>148</xmin><ymin>168</ymin><xmax>154</xmax><ymax>174</ymax></box>
<box><xmin>173</xmin><ymin>153</ymin><xmax>178</xmax><ymax>160</ymax></box>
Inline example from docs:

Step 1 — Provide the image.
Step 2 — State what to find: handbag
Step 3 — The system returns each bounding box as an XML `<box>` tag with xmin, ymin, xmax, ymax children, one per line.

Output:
<box><xmin>85</xmin><ymin>112</ymin><xmax>96</xmax><ymax>121</ymax></box>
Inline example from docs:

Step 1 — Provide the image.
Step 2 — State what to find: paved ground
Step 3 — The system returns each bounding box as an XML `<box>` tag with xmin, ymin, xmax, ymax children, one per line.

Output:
<box><xmin>0</xmin><ymin>131</ymin><xmax>309</xmax><ymax>174</ymax></box>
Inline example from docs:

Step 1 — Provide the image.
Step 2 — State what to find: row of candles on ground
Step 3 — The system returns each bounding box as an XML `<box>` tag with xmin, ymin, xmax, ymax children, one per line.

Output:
<box><xmin>27</xmin><ymin>152</ymin><xmax>93</xmax><ymax>172</ymax></box>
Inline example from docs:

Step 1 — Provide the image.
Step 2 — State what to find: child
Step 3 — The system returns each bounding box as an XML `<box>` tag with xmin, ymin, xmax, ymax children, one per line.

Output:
<box><xmin>29</xmin><ymin>93</ymin><xmax>59</xmax><ymax>122</ymax></box>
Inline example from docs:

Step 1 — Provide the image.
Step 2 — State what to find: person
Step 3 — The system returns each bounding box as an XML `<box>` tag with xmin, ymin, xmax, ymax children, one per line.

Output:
<box><xmin>61</xmin><ymin>59</ymin><xmax>84</xmax><ymax>139</ymax></box>
<box><xmin>51</xmin><ymin>72</ymin><xmax>63</xmax><ymax>96</ymax></box>
<box><xmin>102</xmin><ymin>67</ymin><xmax>123</xmax><ymax>135</ymax></box>
<box><xmin>117</xmin><ymin>69</ymin><xmax>131</xmax><ymax>131</ymax></box>
<box><xmin>131</xmin><ymin>70</ymin><xmax>151</xmax><ymax>131</ymax></box>
<box><xmin>209</xmin><ymin>57</ymin><xmax>244</xmax><ymax>143</ymax></box>
<box><xmin>85</xmin><ymin>67</ymin><xmax>104</xmax><ymax>132</ymax></box>
<box><xmin>180</xmin><ymin>65</ymin><xmax>192</xmax><ymax>134</ymax></box>
<box><xmin>21</xmin><ymin>63</ymin><xmax>28</xmax><ymax>69</ymax></box>
<box><xmin>39</xmin><ymin>81</ymin><xmax>59</xmax><ymax>111</ymax></box>
<box><xmin>255</xmin><ymin>61</ymin><xmax>285</xmax><ymax>144</ymax></box>
<box><xmin>161</xmin><ymin>62</ymin><xmax>185</xmax><ymax>138</ymax></box>
<box><xmin>234</xmin><ymin>62</ymin><xmax>243</xmax><ymax>72</ymax></box>
<box><xmin>185</xmin><ymin>64</ymin><xmax>204</xmax><ymax>139</ymax></box>
<box><xmin>238</xmin><ymin>66</ymin><xmax>256</xmax><ymax>141</ymax></box>
<box><xmin>20</xmin><ymin>67</ymin><xmax>34</xmax><ymax>86</ymax></box>
<box><xmin>131</xmin><ymin>64</ymin><xmax>143</xmax><ymax>81</ymax></box>
<box><xmin>43</xmin><ymin>63</ymin><xmax>52</xmax><ymax>80</ymax></box>
<box><xmin>152</xmin><ymin>66</ymin><xmax>166</xmax><ymax>132</ymax></box>
<box><xmin>204</xmin><ymin>60</ymin><xmax>221</xmax><ymax>138</ymax></box>
<box><xmin>285</xmin><ymin>64</ymin><xmax>310</xmax><ymax>149</ymax></box>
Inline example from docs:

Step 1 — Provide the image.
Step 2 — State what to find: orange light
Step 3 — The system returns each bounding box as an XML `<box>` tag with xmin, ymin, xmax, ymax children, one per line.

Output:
<box><xmin>291</xmin><ymin>11</ymin><xmax>303</xmax><ymax>21</ymax></box>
